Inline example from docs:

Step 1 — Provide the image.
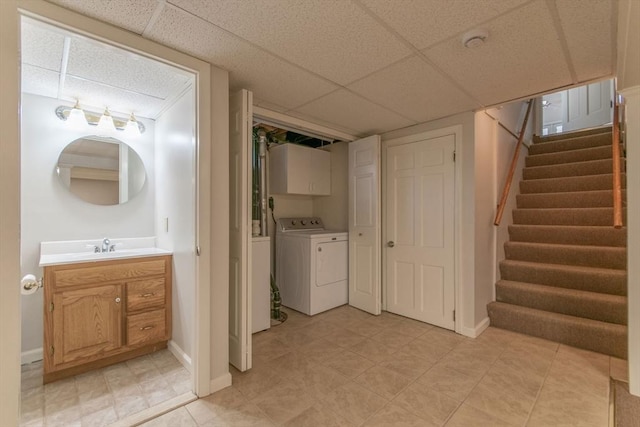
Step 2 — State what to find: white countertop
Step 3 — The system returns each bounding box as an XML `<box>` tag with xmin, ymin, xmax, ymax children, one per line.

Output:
<box><xmin>39</xmin><ymin>237</ymin><xmax>172</xmax><ymax>267</ymax></box>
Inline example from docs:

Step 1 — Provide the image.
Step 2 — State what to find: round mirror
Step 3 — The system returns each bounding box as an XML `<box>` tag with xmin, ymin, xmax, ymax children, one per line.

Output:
<box><xmin>56</xmin><ymin>136</ymin><xmax>146</xmax><ymax>205</ymax></box>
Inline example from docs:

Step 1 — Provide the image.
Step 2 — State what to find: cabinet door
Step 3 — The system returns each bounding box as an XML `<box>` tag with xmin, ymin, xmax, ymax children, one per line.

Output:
<box><xmin>286</xmin><ymin>144</ymin><xmax>311</xmax><ymax>195</ymax></box>
<box><xmin>53</xmin><ymin>284</ymin><xmax>122</xmax><ymax>366</ymax></box>
<box><xmin>310</xmin><ymin>149</ymin><xmax>331</xmax><ymax>195</ymax></box>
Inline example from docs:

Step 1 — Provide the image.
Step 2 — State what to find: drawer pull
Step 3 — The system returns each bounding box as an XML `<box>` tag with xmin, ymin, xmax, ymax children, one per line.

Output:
<box><xmin>139</xmin><ymin>293</ymin><xmax>155</xmax><ymax>298</ymax></box>
<box><xmin>139</xmin><ymin>325</ymin><xmax>155</xmax><ymax>331</ymax></box>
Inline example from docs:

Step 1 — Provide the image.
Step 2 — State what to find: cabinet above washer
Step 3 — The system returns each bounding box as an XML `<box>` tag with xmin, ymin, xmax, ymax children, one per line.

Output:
<box><xmin>269</xmin><ymin>143</ymin><xmax>330</xmax><ymax>196</ymax></box>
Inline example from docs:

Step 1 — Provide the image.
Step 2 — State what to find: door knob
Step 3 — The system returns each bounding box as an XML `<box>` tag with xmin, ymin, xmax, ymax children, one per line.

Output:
<box><xmin>115</xmin><ymin>297</ymin><xmax>121</xmax><ymax>303</ymax></box>
<box><xmin>387</xmin><ymin>241</ymin><xmax>395</xmax><ymax>248</ymax></box>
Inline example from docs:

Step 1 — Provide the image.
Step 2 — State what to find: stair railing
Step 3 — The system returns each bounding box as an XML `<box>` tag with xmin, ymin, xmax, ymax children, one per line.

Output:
<box><xmin>612</xmin><ymin>96</ymin><xmax>623</xmax><ymax>229</ymax></box>
<box><xmin>494</xmin><ymin>99</ymin><xmax>534</xmax><ymax>226</ymax></box>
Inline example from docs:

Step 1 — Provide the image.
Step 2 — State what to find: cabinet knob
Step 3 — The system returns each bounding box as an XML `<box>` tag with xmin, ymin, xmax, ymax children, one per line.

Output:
<box><xmin>387</xmin><ymin>241</ymin><xmax>395</xmax><ymax>248</ymax></box>
<box><xmin>115</xmin><ymin>297</ymin><xmax>121</xmax><ymax>303</ymax></box>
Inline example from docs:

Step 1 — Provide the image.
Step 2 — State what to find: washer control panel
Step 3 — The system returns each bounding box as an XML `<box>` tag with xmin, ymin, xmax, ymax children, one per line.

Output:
<box><xmin>278</xmin><ymin>217</ymin><xmax>324</xmax><ymax>232</ymax></box>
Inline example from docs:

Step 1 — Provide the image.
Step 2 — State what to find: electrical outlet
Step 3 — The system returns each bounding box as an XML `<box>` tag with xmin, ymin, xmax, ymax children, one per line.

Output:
<box><xmin>268</xmin><ymin>197</ymin><xmax>274</xmax><ymax>210</ymax></box>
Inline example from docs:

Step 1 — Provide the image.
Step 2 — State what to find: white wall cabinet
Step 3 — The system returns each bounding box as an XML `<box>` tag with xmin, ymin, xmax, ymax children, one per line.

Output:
<box><xmin>269</xmin><ymin>143</ymin><xmax>331</xmax><ymax>195</ymax></box>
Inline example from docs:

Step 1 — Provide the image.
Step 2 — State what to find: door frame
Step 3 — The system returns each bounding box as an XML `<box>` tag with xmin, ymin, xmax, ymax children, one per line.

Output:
<box><xmin>381</xmin><ymin>125</ymin><xmax>463</xmax><ymax>334</ymax></box>
<box><xmin>2</xmin><ymin>1</ymin><xmax>216</xmax><ymax>418</ymax></box>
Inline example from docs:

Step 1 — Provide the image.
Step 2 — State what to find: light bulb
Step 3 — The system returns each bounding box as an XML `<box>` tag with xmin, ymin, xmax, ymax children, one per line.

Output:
<box><xmin>96</xmin><ymin>108</ymin><xmax>116</xmax><ymax>135</ymax></box>
<box><xmin>124</xmin><ymin>113</ymin><xmax>141</xmax><ymax>138</ymax></box>
<box><xmin>66</xmin><ymin>101</ymin><xmax>88</xmax><ymax>129</ymax></box>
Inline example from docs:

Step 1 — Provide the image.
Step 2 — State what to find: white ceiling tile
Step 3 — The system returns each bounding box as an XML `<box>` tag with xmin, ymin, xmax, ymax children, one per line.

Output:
<box><xmin>424</xmin><ymin>0</ymin><xmax>572</xmax><ymax>106</ymax></box>
<box><xmin>360</xmin><ymin>0</ymin><xmax>529</xmax><ymax>49</ymax></box>
<box><xmin>66</xmin><ymin>36</ymin><xmax>191</xmax><ymax>100</ymax></box>
<box><xmin>348</xmin><ymin>55</ymin><xmax>480</xmax><ymax>123</ymax></box>
<box><xmin>283</xmin><ymin>110</ymin><xmax>361</xmax><ymax>138</ymax></box>
<box><xmin>169</xmin><ymin>0</ymin><xmax>412</xmax><ymax>85</ymax></box>
<box><xmin>556</xmin><ymin>0</ymin><xmax>615</xmax><ymax>81</ymax></box>
<box><xmin>62</xmin><ymin>75</ymin><xmax>165</xmax><ymax>119</ymax></box>
<box><xmin>21</xmin><ymin>65</ymin><xmax>60</xmax><ymax>99</ymax></box>
<box><xmin>146</xmin><ymin>5</ymin><xmax>339</xmax><ymax>109</ymax></box>
<box><xmin>21</xmin><ymin>19</ymin><xmax>65</xmax><ymax>71</ymax></box>
<box><xmin>47</xmin><ymin>0</ymin><xmax>159</xmax><ymax>34</ymax></box>
<box><xmin>253</xmin><ymin>98</ymin><xmax>289</xmax><ymax>113</ymax></box>
<box><xmin>293</xmin><ymin>90</ymin><xmax>415</xmax><ymax>136</ymax></box>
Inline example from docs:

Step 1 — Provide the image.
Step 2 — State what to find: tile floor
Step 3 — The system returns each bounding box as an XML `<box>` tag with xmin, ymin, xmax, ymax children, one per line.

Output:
<box><xmin>142</xmin><ymin>305</ymin><xmax>628</xmax><ymax>427</ymax></box>
<box><xmin>20</xmin><ymin>348</ymin><xmax>191</xmax><ymax>427</ymax></box>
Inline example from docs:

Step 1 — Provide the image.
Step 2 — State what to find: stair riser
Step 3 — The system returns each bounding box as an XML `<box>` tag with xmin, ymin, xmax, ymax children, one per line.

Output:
<box><xmin>533</xmin><ymin>127</ymin><xmax>611</xmax><ymax>143</ymax></box>
<box><xmin>519</xmin><ymin>174</ymin><xmax>623</xmax><ymax>194</ymax></box>
<box><xmin>529</xmin><ymin>133</ymin><xmax>613</xmax><ymax>155</ymax></box>
<box><xmin>499</xmin><ymin>261</ymin><xmax>627</xmax><ymax>296</ymax></box>
<box><xmin>496</xmin><ymin>282</ymin><xmax>627</xmax><ymax>325</ymax></box>
<box><xmin>512</xmin><ymin>208</ymin><xmax>624</xmax><ymax>226</ymax></box>
<box><xmin>523</xmin><ymin>159</ymin><xmax>613</xmax><ymax>180</ymax></box>
<box><xmin>516</xmin><ymin>191</ymin><xmax>623</xmax><ymax>209</ymax></box>
<box><xmin>504</xmin><ymin>243</ymin><xmax>627</xmax><ymax>269</ymax></box>
<box><xmin>508</xmin><ymin>225</ymin><xmax>627</xmax><ymax>247</ymax></box>
<box><xmin>526</xmin><ymin>145</ymin><xmax>613</xmax><ymax>167</ymax></box>
<box><xmin>487</xmin><ymin>302</ymin><xmax>627</xmax><ymax>359</ymax></box>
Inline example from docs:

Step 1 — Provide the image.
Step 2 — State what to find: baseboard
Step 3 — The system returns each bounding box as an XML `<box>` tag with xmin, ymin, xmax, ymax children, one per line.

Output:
<box><xmin>167</xmin><ymin>340</ymin><xmax>192</xmax><ymax>373</ymax></box>
<box><xmin>459</xmin><ymin>317</ymin><xmax>490</xmax><ymax>338</ymax></box>
<box><xmin>21</xmin><ymin>347</ymin><xmax>43</xmax><ymax>365</ymax></box>
<box><xmin>210</xmin><ymin>372</ymin><xmax>232</xmax><ymax>394</ymax></box>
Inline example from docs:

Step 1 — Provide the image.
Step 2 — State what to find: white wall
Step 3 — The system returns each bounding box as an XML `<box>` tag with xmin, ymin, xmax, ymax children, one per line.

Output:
<box><xmin>20</xmin><ymin>93</ymin><xmax>156</xmax><ymax>357</ymax></box>
<box><xmin>155</xmin><ymin>88</ymin><xmax>196</xmax><ymax>366</ymax></box>
<box><xmin>382</xmin><ymin>112</ymin><xmax>478</xmax><ymax>335</ymax></box>
<box><xmin>313</xmin><ymin>142</ymin><xmax>349</xmax><ymax>232</ymax></box>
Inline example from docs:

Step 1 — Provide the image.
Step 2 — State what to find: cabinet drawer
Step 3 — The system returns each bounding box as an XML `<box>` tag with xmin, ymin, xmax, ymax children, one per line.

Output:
<box><xmin>53</xmin><ymin>259</ymin><xmax>166</xmax><ymax>288</ymax></box>
<box><xmin>127</xmin><ymin>278</ymin><xmax>165</xmax><ymax>312</ymax></box>
<box><xmin>127</xmin><ymin>309</ymin><xmax>166</xmax><ymax>346</ymax></box>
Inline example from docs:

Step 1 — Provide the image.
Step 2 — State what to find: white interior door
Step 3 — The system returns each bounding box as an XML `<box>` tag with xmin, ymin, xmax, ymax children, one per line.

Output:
<box><xmin>348</xmin><ymin>135</ymin><xmax>381</xmax><ymax>315</ymax></box>
<box><xmin>562</xmin><ymin>79</ymin><xmax>613</xmax><ymax>132</ymax></box>
<box><xmin>385</xmin><ymin>134</ymin><xmax>455</xmax><ymax>330</ymax></box>
<box><xmin>229</xmin><ymin>89</ymin><xmax>252</xmax><ymax>371</ymax></box>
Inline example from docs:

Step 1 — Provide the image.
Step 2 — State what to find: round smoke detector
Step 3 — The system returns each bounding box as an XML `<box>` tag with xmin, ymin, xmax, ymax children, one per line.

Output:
<box><xmin>462</xmin><ymin>29</ymin><xmax>489</xmax><ymax>48</ymax></box>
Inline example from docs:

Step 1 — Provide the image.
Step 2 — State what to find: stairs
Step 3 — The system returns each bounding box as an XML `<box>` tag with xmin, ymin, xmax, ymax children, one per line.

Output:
<box><xmin>488</xmin><ymin>126</ymin><xmax>628</xmax><ymax>359</ymax></box>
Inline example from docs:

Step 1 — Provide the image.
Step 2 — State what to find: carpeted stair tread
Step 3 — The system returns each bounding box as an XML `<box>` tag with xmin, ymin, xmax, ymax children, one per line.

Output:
<box><xmin>522</xmin><ymin>158</ymin><xmax>613</xmax><ymax>180</ymax></box>
<box><xmin>532</xmin><ymin>126</ymin><xmax>612</xmax><ymax>143</ymax></box>
<box><xmin>529</xmin><ymin>132</ymin><xmax>613</xmax><ymax>155</ymax></box>
<box><xmin>487</xmin><ymin>302</ymin><xmax>627</xmax><ymax>359</ymax></box>
<box><xmin>525</xmin><ymin>145</ymin><xmax>615</xmax><ymax>167</ymax></box>
<box><xmin>520</xmin><ymin>173</ymin><xmax>626</xmax><ymax>194</ymax></box>
<box><xmin>512</xmin><ymin>207</ymin><xmax>625</xmax><ymax>226</ymax></box>
<box><xmin>508</xmin><ymin>224</ymin><xmax>627</xmax><ymax>247</ymax></box>
<box><xmin>499</xmin><ymin>259</ymin><xmax>627</xmax><ymax>296</ymax></box>
<box><xmin>504</xmin><ymin>241</ymin><xmax>626</xmax><ymax>269</ymax></box>
<box><xmin>496</xmin><ymin>280</ymin><xmax>627</xmax><ymax>325</ymax></box>
<box><xmin>516</xmin><ymin>190</ymin><xmax>625</xmax><ymax>208</ymax></box>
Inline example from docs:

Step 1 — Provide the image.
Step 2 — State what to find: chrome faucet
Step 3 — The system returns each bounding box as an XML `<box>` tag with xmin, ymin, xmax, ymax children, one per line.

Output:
<box><xmin>101</xmin><ymin>238</ymin><xmax>111</xmax><ymax>253</ymax></box>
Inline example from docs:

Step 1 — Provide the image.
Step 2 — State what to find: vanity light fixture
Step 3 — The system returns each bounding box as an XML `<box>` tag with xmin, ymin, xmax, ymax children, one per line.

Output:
<box><xmin>55</xmin><ymin>104</ymin><xmax>146</xmax><ymax>134</ymax></box>
<box><xmin>96</xmin><ymin>108</ymin><xmax>116</xmax><ymax>135</ymax></box>
<box><xmin>124</xmin><ymin>113</ymin><xmax>142</xmax><ymax>137</ymax></box>
<box><xmin>66</xmin><ymin>100</ymin><xmax>88</xmax><ymax>129</ymax></box>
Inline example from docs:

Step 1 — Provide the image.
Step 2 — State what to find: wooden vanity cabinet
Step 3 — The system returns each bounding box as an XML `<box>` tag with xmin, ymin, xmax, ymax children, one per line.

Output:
<box><xmin>43</xmin><ymin>255</ymin><xmax>172</xmax><ymax>383</ymax></box>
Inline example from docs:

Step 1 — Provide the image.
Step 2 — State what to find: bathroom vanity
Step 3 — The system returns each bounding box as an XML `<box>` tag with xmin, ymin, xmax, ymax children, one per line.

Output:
<box><xmin>40</xmin><ymin>242</ymin><xmax>172</xmax><ymax>383</ymax></box>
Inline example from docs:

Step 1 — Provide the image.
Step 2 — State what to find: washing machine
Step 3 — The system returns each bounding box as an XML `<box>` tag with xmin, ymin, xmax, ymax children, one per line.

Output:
<box><xmin>276</xmin><ymin>217</ymin><xmax>348</xmax><ymax>316</ymax></box>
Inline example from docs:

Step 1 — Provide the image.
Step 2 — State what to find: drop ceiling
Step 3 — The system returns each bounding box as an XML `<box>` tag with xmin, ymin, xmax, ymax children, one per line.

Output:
<box><xmin>29</xmin><ymin>0</ymin><xmax>617</xmax><ymax>136</ymax></box>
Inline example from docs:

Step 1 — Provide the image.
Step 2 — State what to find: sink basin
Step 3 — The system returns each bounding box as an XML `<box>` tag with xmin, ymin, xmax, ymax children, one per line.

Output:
<box><xmin>39</xmin><ymin>238</ymin><xmax>172</xmax><ymax>266</ymax></box>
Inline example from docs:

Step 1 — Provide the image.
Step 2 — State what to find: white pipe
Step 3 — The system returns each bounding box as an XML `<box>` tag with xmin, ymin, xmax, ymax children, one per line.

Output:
<box><xmin>258</xmin><ymin>129</ymin><xmax>268</xmax><ymax>237</ymax></box>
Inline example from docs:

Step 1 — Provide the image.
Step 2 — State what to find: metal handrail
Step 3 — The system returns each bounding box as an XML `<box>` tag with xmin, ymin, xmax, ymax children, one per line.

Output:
<box><xmin>494</xmin><ymin>99</ymin><xmax>534</xmax><ymax>226</ymax></box>
<box><xmin>612</xmin><ymin>99</ymin><xmax>623</xmax><ymax>229</ymax></box>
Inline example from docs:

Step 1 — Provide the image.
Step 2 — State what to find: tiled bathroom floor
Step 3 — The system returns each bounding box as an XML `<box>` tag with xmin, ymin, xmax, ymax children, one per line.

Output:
<box><xmin>143</xmin><ymin>305</ymin><xmax>628</xmax><ymax>427</ymax></box>
<box><xmin>20</xmin><ymin>348</ymin><xmax>191</xmax><ymax>427</ymax></box>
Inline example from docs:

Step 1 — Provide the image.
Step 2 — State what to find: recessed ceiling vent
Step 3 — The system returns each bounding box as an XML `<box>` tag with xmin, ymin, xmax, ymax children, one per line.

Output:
<box><xmin>462</xmin><ymin>29</ymin><xmax>489</xmax><ymax>48</ymax></box>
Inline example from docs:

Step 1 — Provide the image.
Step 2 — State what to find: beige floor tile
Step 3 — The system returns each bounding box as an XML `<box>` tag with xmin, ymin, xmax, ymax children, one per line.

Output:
<box><xmin>610</xmin><ymin>357</ymin><xmax>629</xmax><ymax>381</ymax></box>
<box><xmin>141</xmin><ymin>406</ymin><xmax>197</xmax><ymax>427</ymax></box>
<box><xmin>369</xmin><ymin>328</ymin><xmax>414</xmax><ymax>348</ymax></box>
<box><xmin>288</xmin><ymin>363</ymin><xmax>350</xmax><ymax>399</ymax></box>
<box><xmin>354</xmin><ymin>365</ymin><xmax>413</xmax><ymax>400</ymax></box>
<box><xmin>362</xmin><ymin>312</ymin><xmax>404</xmax><ymax>329</ymax></box>
<box><xmin>363</xmin><ymin>402</ymin><xmax>437</xmax><ymax>427</ymax></box>
<box><xmin>283</xmin><ymin>404</ymin><xmax>356</xmax><ymax>427</ymax></box>
<box><xmin>276</xmin><ymin>327</ymin><xmax>318</xmax><ymax>348</ymax></box>
<box><xmin>329</xmin><ymin>328</ymin><xmax>367</xmax><ymax>348</ymax></box>
<box><xmin>544</xmin><ymin>349</ymin><xmax>610</xmax><ymax>400</ymax></box>
<box><xmin>44</xmin><ymin>403</ymin><xmax>83</xmax><ymax>427</ymax></box>
<box><xmin>297</xmin><ymin>336</ymin><xmax>344</xmax><ymax>364</ymax></box>
<box><xmin>498</xmin><ymin>346</ymin><xmax>555</xmax><ymax>378</ymax></box>
<box><xmin>318</xmin><ymin>381</ymin><xmax>389</xmax><ymax>425</ymax></box>
<box><xmin>186</xmin><ymin>386</ymin><xmax>247</xmax><ymax>424</ymax></box>
<box><xmin>230</xmin><ymin>366</ymin><xmax>285</xmax><ymax>400</ymax></box>
<box><xmin>416</xmin><ymin>364</ymin><xmax>479</xmax><ymax>402</ymax></box>
<box><xmin>474</xmin><ymin>326</ymin><xmax>522</xmax><ymax>349</ymax></box>
<box><xmin>527</xmin><ymin>379</ymin><xmax>609</xmax><ymax>427</ymax></box>
<box><xmin>480</xmin><ymin>359</ymin><xmax>545</xmax><ymax>400</ymax></box>
<box><xmin>114</xmin><ymin>393</ymin><xmax>149</xmax><ymax>418</ymax></box>
<box><xmin>400</xmin><ymin>336</ymin><xmax>452</xmax><ymax>364</ymax></box>
<box><xmin>211</xmin><ymin>401</ymin><xmax>274</xmax><ymax>426</ymax></box>
<box><xmin>79</xmin><ymin>392</ymin><xmax>114</xmax><ymax>416</ymax></box>
<box><xmin>392</xmin><ymin>382</ymin><xmax>460</xmax><ymax>425</ymax></box>
<box><xmin>252</xmin><ymin>381</ymin><xmax>315</xmax><ymax>424</ymax></box>
<box><xmin>348</xmin><ymin>338</ymin><xmax>400</xmax><ymax>363</ymax></box>
<box><xmin>464</xmin><ymin>380</ymin><xmax>536</xmax><ymax>426</ymax></box>
<box><xmin>149</xmin><ymin>349</ymin><xmax>182</xmax><ymax>369</ymax></box>
<box><xmin>422</xmin><ymin>328</ymin><xmax>468</xmax><ymax>350</ymax></box>
<box><xmin>444</xmin><ymin>403</ymin><xmax>518</xmax><ymax>427</ymax></box>
<box><xmin>378</xmin><ymin>349</ymin><xmax>435</xmax><ymax>380</ymax></box>
<box><xmin>451</xmin><ymin>340</ymin><xmax>505</xmax><ymax>365</ymax></box>
<box><xmin>252</xmin><ymin>336</ymin><xmax>291</xmax><ymax>361</ymax></box>
<box><xmin>321</xmin><ymin>349</ymin><xmax>376</xmax><ymax>379</ymax></box>
<box><xmin>393</xmin><ymin>317</ymin><xmax>435</xmax><ymax>338</ymax></box>
<box><xmin>80</xmin><ymin>406</ymin><xmax>117</xmax><ymax>427</ymax></box>
<box><xmin>434</xmin><ymin>350</ymin><xmax>493</xmax><ymax>382</ymax></box>
<box><xmin>139</xmin><ymin>377</ymin><xmax>178</xmax><ymax>406</ymax></box>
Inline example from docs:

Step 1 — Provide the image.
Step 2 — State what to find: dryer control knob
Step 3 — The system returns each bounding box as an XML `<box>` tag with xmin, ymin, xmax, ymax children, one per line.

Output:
<box><xmin>291</xmin><ymin>220</ymin><xmax>297</xmax><ymax>225</ymax></box>
<box><xmin>301</xmin><ymin>220</ymin><xmax>307</xmax><ymax>225</ymax></box>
